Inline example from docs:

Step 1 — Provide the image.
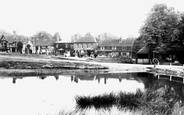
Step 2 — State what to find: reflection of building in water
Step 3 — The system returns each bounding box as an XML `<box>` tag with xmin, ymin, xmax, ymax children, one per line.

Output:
<box><xmin>104</xmin><ymin>77</ymin><xmax>107</xmax><ymax>84</ymax></box>
<box><xmin>97</xmin><ymin>77</ymin><xmax>100</xmax><ymax>84</ymax></box>
<box><xmin>54</xmin><ymin>75</ymin><xmax>59</xmax><ymax>80</ymax></box>
<box><xmin>13</xmin><ymin>78</ymin><xmax>17</xmax><ymax>84</ymax></box>
<box><xmin>68</xmin><ymin>73</ymin><xmax>155</xmax><ymax>87</ymax></box>
<box><xmin>71</xmin><ymin>75</ymin><xmax>74</xmax><ymax>82</ymax></box>
<box><xmin>71</xmin><ymin>75</ymin><xmax>79</xmax><ymax>83</ymax></box>
<box><xmin>74</xmin><ymin>77</ymin><xmax>78</xmax><ymax>83</ymax></box>
<box><xmin>39</xmin><ymin>76</ymin><xmax>47</xmax><ymax>80</ymax></box>
<box><xmin>119</xmin><ymin>76</ymin><xmax>122</xmax><ymax>82</ymax></box>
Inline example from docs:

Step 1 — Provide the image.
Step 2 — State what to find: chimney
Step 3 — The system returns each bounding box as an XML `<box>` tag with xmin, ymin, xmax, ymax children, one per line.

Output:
<box><xmin>71</xmin><ymin>36</ymin><xmax>74</xmax><ymax>42</ymax></box>
<box><xmin>119</xmin><ymin>37</ymin><xmax>122</xmax><ymax>43</ymax></box>
<box><xmin>13</xmin><ymin>31</ymin><xmax>17</xmax><ymax>41</ymax></box>
<box><xmin>74</xmin><ymin>34</ymin><xmax>80</xmax><ymax>42</ymax></box>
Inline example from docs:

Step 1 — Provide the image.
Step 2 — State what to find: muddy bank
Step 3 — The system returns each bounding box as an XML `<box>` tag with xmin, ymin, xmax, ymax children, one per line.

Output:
<box><xmin>0</xmin><ymin>60</ymin><xmax>108</xmax><ymax>69</ymax></box>
<box><xmin>0</xmin><ymin>59</ymin><xmax>109</xmax><ymax>76</ymax></box>
<box><xmin>0</xmin><ymin>68</ymin><xmax>110</xmax><ymax>77</ymax></box>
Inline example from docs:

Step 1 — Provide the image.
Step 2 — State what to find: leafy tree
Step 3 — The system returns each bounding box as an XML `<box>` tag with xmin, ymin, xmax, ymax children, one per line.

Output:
<box><xmin>17</xmin><ymin>41</ymin><xmax>23</xmax><ymax>54</ymax></box>
<box><xmin>140</xmin><ymin>4</ymin><xmax>181</xmax><ymax>53</ymax></box>
<box><xmin>53</xmin><ymin>32</ymin><xmax>62</xmax><ymax>41</ymax></box>
<box><xmin>132</xmin><ymin>36</ymin><xmax>146</xmax><ymax>53</ymax></box>
<box><xmin>34</xmin><ymin>31</ymin><xmax>53</xmax><ymax>40</ymax></box>
<box><xmin>170</xmin><ymin>13</ymin><xmax>184</xmax><ymax>63</ymax></box>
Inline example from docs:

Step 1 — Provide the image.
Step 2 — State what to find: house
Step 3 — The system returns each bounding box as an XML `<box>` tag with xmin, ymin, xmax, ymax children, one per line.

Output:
<box><xmin>0</xmin><ymin>33</ymin><xmax>28</xmax><ymax>53</ymax></box>
<box><xmin>136</xmin><ymin>43</ymin><xmax>173</xmax><ymax>64</ymax></box>
<box><xmin>34</xmin><ymin>37</ymin><xmax>55</xmax><ymax>55</ymax></box>
<box><xmin>72</xmin><ymin>34</ymin><xmax>98</xmax><ymax>57</ymax></box>
<box><xmin>97</xmin><ymin>37</ymin><xmax>135</xmax><ymax>58</ymax></box>
<box><xmin>136</xmin><ymin>45</ymin><xmax>151</xmax><ymax>64</ymax></box>
<box><xmin>54</xmin><ymin>41</ymin><xmax>73</xmax><ymax>56</ymax></box>
<box><xmin>0</xmin><ymin>35</ymin><xmax>9</xmax><ymax>51</ymax></box>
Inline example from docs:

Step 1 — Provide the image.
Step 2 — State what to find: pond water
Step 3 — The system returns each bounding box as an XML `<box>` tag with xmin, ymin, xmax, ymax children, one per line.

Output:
<box><xmin>0</xmin><ymin>72</ymin><xmax>184</xmax><ymax>115</ymax></box>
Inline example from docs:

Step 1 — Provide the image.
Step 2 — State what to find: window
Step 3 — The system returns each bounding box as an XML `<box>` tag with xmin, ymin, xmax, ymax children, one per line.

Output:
<box><xmin>65</xmin><ymin>44</ymin><xmax>68</xmax><ymax>48</ymax></box>
<box><xmin>126</xmin><ymin>46</ymin><xmax>131</xmax><ymax>50</ymax></box>
<box><xmin>121</xmin><ymin>52</ymin><xmax>130</xmax><ymax>57</ymax></box>
<box><xmin>112</xmin><ymin>47</ymin><xmax>116</xmax><ymax>50</ymax></box>
<box><xmin>79</xmin><ymin>44</ymin><xmax>82</xmax><ymax>48</ymax></box>
<box><xmin>56</xmin><ymin>44</ymin><xmax>59</xmax><ymax>48</ymax></box>
<box><xmin>101</xmin><ymin>47</ymin><xmax>105</xmax><ymax>50</ymax></box>
<box><xmin>121</xmin><ymin>52</ymin><xmax>126</xmax><ymax>56</ymax></box>
<box><xmin>88</xmin><ymin>44</ymin><xmax>91</xmax><ymax>48</ymax></box>
<box><xmin>74</xmin><ymin>44</ymin><xmax>78</xmax><ymax>48</ymax></box>
<box><xmin>122</xmin><ymin>47</ymin><xmax>126</xmax><ymax>50</ymax></box>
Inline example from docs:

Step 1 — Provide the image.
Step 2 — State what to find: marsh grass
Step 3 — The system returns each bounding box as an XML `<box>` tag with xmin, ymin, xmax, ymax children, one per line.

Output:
<box><xmin>117</xmin><ymin>89</ymin><xmax>143</xmax><ymax>111</ymax></box>
<box><xmin>75</xmin><ymin>85</ymin><xmax>181</xmax><ymax>115</ymax></box>
<box><xmin>75</xmin><ymin>93</ymin><xmax>117</xmax><ymax>110</ymax></box>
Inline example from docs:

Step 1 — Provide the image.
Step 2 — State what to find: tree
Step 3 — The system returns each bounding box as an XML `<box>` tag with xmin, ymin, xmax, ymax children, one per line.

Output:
<box><xmin>140</xmin><ymin>4</ymin><xmax>181</xmax><ymax>53</ymax></box>
<box><xmin>53</xmin><ymin>32</ymin><xmax>61</xmax><ymax>41</ymax></box>
<box><xmin>34</xmin><ymin>31</ymin><xmax>53</xmax><ymax>40</ymax></box>
<box><xmin>17</xmin><ymin>41</ymin><xmax>23</xmax><ymax>54</ymax></box>
<box><xmin>132</xmin><ymin>36</ymin><xmax>146</xmax><ymax>53</ymax></box>
<box><xmin>170</xmin><ymin>13</ymin><xmax>184</xmax><ymax>63</ymax></box>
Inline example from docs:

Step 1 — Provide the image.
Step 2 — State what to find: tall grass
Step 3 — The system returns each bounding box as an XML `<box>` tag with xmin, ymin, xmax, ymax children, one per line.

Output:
<box><xmin>75</xmin><ymin>85</ymin><xmax>181</xmax><ymax>115</ymax></box>
<box><xmin>75</xmin><ymin>93</ymin><xmax>117</xmax><ymax>110</ymax></box>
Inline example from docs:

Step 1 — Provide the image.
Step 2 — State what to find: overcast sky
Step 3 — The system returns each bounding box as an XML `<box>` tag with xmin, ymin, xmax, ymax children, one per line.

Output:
<box><xmin>0</xmin><ymin>0</ymin><xmax>184</xmax><ymax>40</ymax></box>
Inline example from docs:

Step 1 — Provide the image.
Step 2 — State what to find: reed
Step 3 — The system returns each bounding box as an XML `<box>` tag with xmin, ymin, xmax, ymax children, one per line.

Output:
<box><xmin>75</xmin><ymin>93</ymin><xmax>117</xmax><ymax>110</ymax></box>
<box><xmin>75</xmin><ymin>85</ymin><xmax>180</xmax><ymax>115</ymax></box>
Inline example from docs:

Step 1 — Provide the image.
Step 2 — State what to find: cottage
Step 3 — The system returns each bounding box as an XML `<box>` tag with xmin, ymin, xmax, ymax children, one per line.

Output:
<box><xmin>73</xmin><ymin>34</ymin><xmax>97</xmax><ymax>57</ymax></box>
<box><xmin>0</xmin><ymin>34</ymin><xmax>28</xmax><ymax>53</ymax></box>
<box><xmin>54</xmin><ymin>41</ymin><xmax>73</xmax><ymax>56</ymax></box>
<box><xmin>97</xmin><ymin>37</ymin><xmax>135</xmax><ymax>58</ymax></box>
<box><xmin>136</xmin><ymin>45</ymin><xmax>151</xmax><ymax>64</ymax></box>
<box><xmin>34</xmin><ymin>38</ymin><xmax>55</xmax><ymax>55</ymax></box>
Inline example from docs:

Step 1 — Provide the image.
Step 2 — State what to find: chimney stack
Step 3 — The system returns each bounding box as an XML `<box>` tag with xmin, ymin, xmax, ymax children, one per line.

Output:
<box><xmin>119</xmin><ymin>37</ymin><xmax>122</xmax><ymax>43</ymax></box>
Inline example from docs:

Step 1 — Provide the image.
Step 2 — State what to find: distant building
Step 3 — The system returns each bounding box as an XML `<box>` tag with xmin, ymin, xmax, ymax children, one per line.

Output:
<box><xmin>54</xmin><ymin>41</ymin><xmax>73</xmax><ymax>56</ymax></box>
<box><xmin>72</xmin><ymin>33</ymin><xmax>98</xmax><ymax>57</ymax></box>
<box><xmin>97</xmin><ymin>37</ymin><xmax>135</xmax><ymax>58</ymax></box>
<box><xmin>0</xmin><ymin>32</ymin><xmax>28</xmax><ymax>53</ymax></box>
<box><xmin>34</xmin><ymin>36</ymin><xmax>55</xmax><ymax>55</ymax></box>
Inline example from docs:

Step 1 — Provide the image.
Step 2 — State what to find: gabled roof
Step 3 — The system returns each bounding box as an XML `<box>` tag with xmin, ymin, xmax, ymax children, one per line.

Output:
<box><xmin>137</xmin><ymin>45</ymin><xmax>150</xmax><ymax>54</ymax></box>
<box><xmin>74</xmin><ymin>36</ymin><xmax>97</xmax><ymax>43</ymax></box>
<box><xmin>0</xmin><ymin>34</ymin><xmax>28</xmax><ymax>43</ymax></box>
<box><xmin>98</xmin><ymin>38</ymin><xmax>134</xmax><ymax>46</ymax></box>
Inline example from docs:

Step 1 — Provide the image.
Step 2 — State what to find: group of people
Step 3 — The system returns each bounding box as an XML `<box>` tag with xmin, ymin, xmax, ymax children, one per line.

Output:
<box><xmin>75</xmin><ymin>50</ymin><xmax>98</xmax><ymax>58</ymax></box>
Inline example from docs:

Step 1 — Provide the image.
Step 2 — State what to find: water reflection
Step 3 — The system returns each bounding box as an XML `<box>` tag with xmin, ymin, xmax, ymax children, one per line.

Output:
<box><xmin>39</xmin><ymin>75</ymin><xmax>47</xmax><ymax>80</ymax></box>
<box><xmin>54</xmin><ymin>75</ymin><xmax>59</xmax><ymax>80</ymax></box>
<box><xmin>13</xmin><ymin>78</ymin><xmax>16</xmax><ymax>84</ymax></box>
<box><xmin>1</xmin><ymin>72</ymin><xmax>184</xmax><ymax>115</ymax></box>
<box><xmin>69</xmin><ymin>72</ymin><xmax>154</xmax><ymax>88</ymax></box>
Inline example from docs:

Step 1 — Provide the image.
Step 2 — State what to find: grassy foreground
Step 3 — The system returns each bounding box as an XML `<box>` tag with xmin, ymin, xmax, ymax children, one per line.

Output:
<box><xmin>71</xmin><ymin>85</ymin><xmax>184</xmax><ymax>115</ymax></box>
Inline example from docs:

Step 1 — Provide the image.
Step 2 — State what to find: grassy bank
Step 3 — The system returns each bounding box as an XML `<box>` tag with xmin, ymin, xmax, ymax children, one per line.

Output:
<box><xmin>74</xmin><ymin>85</ymin><xmax>183</xmax><ymax>115</ymax></box>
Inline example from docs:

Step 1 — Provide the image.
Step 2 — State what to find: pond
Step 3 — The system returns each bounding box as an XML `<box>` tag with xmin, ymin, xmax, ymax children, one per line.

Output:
<box><xmin>0</xmin><ymin>72</ymin><xmax>184</xmax><ymax>115</ymax></box>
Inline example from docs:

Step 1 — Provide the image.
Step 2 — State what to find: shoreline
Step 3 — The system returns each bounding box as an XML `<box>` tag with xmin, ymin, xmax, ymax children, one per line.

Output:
<box><xmin>0</xmin><ymin>53</ymin><xmax>183</xmax><ymax>77</ymax></box>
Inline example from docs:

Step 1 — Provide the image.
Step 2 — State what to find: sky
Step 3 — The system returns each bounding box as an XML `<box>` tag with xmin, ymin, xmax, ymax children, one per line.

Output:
<box><xmin>0</xmin><ymin>0</ymin><xmax>184</xmax><ymax>40</ymax></box>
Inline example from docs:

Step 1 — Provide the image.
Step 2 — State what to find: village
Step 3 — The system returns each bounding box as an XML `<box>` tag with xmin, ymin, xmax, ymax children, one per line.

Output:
<box><xmin>0</xmin><ymin>30</ymin><xmax>180</xmax><ymax>65</ymax></box>
<box><xmin>1</xmin><ymin>1</ymin><xmax>184</xmax><ymax>115</ymax></box>
<box><xmin>0</xmin><ymin>31</ymin><xmax>136</xmax><ymax>61</ymax></box>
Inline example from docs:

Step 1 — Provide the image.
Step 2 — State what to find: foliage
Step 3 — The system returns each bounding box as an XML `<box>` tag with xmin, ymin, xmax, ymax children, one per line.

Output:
<box><xmin>132</xmin><ymin>36</ymin><xmax>146</xmax><ymax>53</ymax></box>
<box><xmin>53</xmin><ymin>32</ymin><xmax>62</xmax><ymax>41</ymax></box>
<box><xmin>75</xmin><ymin>85</ymin><xmax>174</xmax><ymax>114</ymax></box>
<box><xmin>140</xmin><ymin>4</ymin><xmax>181</xmax><ymax>53</ymax></box>
<box><xmin>34</xmin><ymin>31</ymin><xmax>53</xmax><ymax>40</ymax></box>
<box><xmin>17</xmin><ymin>41</ymin><xmax>23</xmax><ymax>54</ymax></box>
